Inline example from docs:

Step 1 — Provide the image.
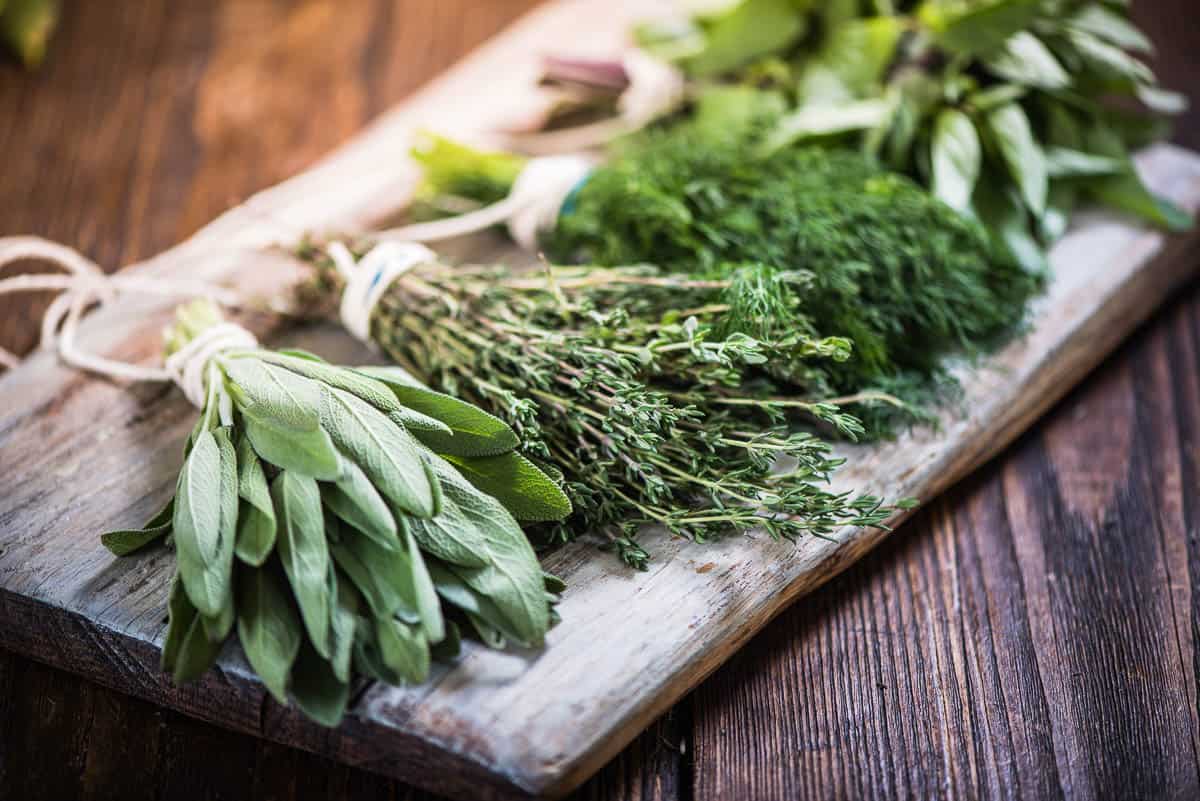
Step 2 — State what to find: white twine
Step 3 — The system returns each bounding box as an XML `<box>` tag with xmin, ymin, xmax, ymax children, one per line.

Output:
<box><xmin>509</xmin><ymin>50</ymin><xmax>686</xmax><ymax>156</ymax></box>
<box><xmin>376</xmin><ymin>154</ymin><xmax>593</xmax><ymax>251</ymax></box>
<box><xmin>0</xmin><ymin>235</ymin><xmax>251</xmax><ymax>407</ymax></box>
<box><xmin>327</xmin><ymin>240</ymin><xmax>437</xmax><ymax>342</ymax></box>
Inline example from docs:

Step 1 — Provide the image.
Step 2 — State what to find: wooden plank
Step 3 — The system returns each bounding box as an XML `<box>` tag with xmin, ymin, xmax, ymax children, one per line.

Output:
<box><xmin>2</xmin><ymin>3</ymin><xmax>1200</xmax><ymax>801</ymax></box>
<box><xmin>691</xmin><ymin>287</ymin><xmax>1200</xmax><ymax>800</ymax></box>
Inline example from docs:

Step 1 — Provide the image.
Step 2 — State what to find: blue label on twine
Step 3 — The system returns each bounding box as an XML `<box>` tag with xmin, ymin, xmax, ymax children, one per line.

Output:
<box><xmin>557</xmin><ymin>175</ymin><xmax>591</xmax><ymax>221</ymax></box>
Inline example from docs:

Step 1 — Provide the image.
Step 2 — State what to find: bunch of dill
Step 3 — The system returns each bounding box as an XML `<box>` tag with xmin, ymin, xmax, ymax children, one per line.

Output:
<box><xmin>298</xmin><ymin>250</ymin><xmax>906</xmax><ymax>568</ymax></box>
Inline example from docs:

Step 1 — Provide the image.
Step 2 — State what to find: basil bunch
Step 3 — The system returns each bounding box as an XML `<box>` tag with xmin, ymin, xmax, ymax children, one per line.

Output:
<box><xmin>103</xmin><ymin>301</ymin><xmax>571</xmax><ymax>726</ymax></box>
<box><xmin>636</xmin><ymin>0</ymin><xmax>1192</xmax><ymax>273</ymax></box>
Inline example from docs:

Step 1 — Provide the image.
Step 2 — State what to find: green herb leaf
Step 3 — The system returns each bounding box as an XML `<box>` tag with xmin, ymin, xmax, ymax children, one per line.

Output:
<box><xmin>234</xmin><ymin>432</ymin><xmax>276</xmax><ymax>565</ymax></box>
<box><xmin>101</xmin><ymin>496</ymin><xmax>173</xmax><ymax>556</ymax></box>
<box><xmin>375</xmin><ymin>617</ymin><xmax>430</xmax><ymax>685</ymax></box>
<box><xmin>443</xmin><ymin>451</ymin><xmax>571</xmax><ymax>523</ymax></box>
<box><xmin>321</xmin><ymin>386</ymin><xmax>437</xmax><ymax>518</ymax></box>
<box><xmin>683</xmin><ymin>0</ymin><xmax>807</xmax><ymax>78</ymax></box>
<box><xmin>258</xmin><ymin>352</ymin><xmax>402</xmax><ymax>416</ymax></box>
<box><xmin>222</xmin><ymin>358</ymin><xmax>323</xmax><ymax>430</ymax></box>
<box><xmin>172</xmin><ymin>428</ymin><xmax>237</xmax><ymax>618</ymax></box>
<box><xmin>241</xmin><ymin>410</ymin><xmax>342</xmax><ymax>481</ymax></box>
<box><xmin>982</xmin><ymin>32</ymin><xmax>1070</xmax><ymax>89</ymax></box>
<box><xmin>329</xmin><ymin>520</ymin><xmax>419</xmax><ymax>621</ymax></box>
<box><xmin>327</xmin><ymin>567</ymin><xmax>357</xmax><ymax>684</ymax></box>
<box><xmin>162</xmin><ymin>574</ymin><xmax>222</xmax><ymax>684</ymax></box>
<box><xmin>402</xmin><ymin>525</ymin><xmax>444</xmax><ymax>643</ymax></box>
<box><xmin>1044</xmin><ymin>147</ymin><xmax>1123</xmax><ymax>178</ymax></box>
<box><xmin>973</xmin><ymin>174</ymin><xmax>1048</xmax><ymax>275</ymax></box>
<box><xmin>236</xmin><ymin>564</ymin><xmax>301</xmax><ymax>705</ymax></box>
<box><xmin>289</xmin><ymin>640</ymin><xmax>349</xmax><ymax>727</ymax></box>
<box><xmin>321</xmin><ymin>458</ymin><xmax>399</xmax><ymax>550</ymax></box>
<box><xmin>761</xmin><ymin>98</ymin><xmax>892</xmax><ymax>154</ymax></box>
<box><xmin>931</xmin><ymin>109</ymin><xmax>981</xmax><ymax>214</ymax></box>
<box><xmin>919</xmin><ymin>0</ymin><xmax>1040</xmax><ymax>55</ymax></box>
<box><xmin>272</xmin><ymin>471</ymin><xmax>332</xmax><ymax>659</ymax></box>
<box><xmin>987</xmin><ymin>102</ymin><xmax>1047</xmax><ymax>216</ymax></box>
<box><xmin>1068</xmin><ymin>4</ymin><xmax>1153</xmax><ymax>54</ymax></box>
<box><xmin>356</xmin><ymin>366</ymin><xmax>519</xmax><ymax>457</ymax></box>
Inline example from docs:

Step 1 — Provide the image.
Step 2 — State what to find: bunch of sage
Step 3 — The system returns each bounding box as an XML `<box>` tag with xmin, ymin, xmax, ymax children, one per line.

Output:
<box><xmin>104</xmin><ymin>300</ymin><xmax>571</xmax><ymax>726</ymax></box>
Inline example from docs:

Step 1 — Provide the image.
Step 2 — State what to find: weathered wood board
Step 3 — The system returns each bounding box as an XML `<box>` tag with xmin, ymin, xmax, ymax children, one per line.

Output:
<box><xmin>2</xmin><ymin>2</ymin><xmax>1200</xmax><ymax>800</ymax></box>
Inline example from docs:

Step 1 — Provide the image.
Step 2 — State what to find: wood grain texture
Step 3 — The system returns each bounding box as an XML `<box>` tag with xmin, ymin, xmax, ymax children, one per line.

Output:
<box><xmin>2</xmin><ymin>2</ymin><xmax>1199</xmax><ymax>801</ymax></box>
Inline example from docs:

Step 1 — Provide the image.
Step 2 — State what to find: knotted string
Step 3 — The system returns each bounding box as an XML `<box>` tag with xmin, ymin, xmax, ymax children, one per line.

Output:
<box><xmin>376</xmin><ymin>154</ymin><xmax>593</xmax><ymax>251</ymax></box>
<box><xmin>0</xmin><ymin>235</ymin><xmax>252</xmax><ymax>407</ymax></box>
<box><xmin>508</xmin><ymin>50</ymin><xmax>686</xmax><ymax>156</ymax></box>
<box><xmin>326</xmin><ymin>240</ymin><xmax>437</xmax><ymax>342</ymax></box>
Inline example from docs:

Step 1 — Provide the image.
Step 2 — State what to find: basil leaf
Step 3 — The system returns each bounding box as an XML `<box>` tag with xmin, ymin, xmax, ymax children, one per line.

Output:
<box><xmin>321</xmin><ymin>387</ymin><xmax>437</xmax><ymax>518</ymax></box>
<box><xmin>1044</xmin><ymin>147</ymin><xmax>1122</xmax><ymax>178</ymax></box>
<box><xmin>684</xmin><ymin>0</ymin><xmax>806</xmax><ymax>78</ymax></box>
<box><xmin>442</xmin><ymin>451</ymin><xmax>572</xmax><ymax>523</ymax></box>
<box><xmin>1068</xmin><ymin>30</ymin><xmax>1154</xmax><ymax>85</ymax></box>
<box><xmin>322</xmin><ymin>458</ymin><xmax>398</xmax><ymax>549</ymax></box>
<box><xmin>235</xmin><ymin>432</ymin><xmax>276</xmax><ymax>565</ymax></box>
<box><xmin>987</xmin><ymin>103</ymin><xmax>1047</xmax><ymax>216</ymax></box>
<box><xmin>920</xmin><ymin>0</ymin><xmax>1040</xmax><ymax>55</ymax></box>
<box><xmin>242</xmin><ymin>411</ymin><xmax>342</xmax><ymax>481</ymax></box>
<box><xmin>761</xmin><ymin>98</ymin><xmax>892</xmax><ymax>154</ymax></box>
<box><xmin>931</xmin><ymin>109</ymin><xmax>981</xmax><ymax>214</ymax></box>
<box><xmin>375</xmin><ymin>617</ymin><xmax>430</xmax><ymax>685</ymax></box>
<box><xmin>173</xmin><ymin>428</ymin><xmax>236</xmax><ymax>618</ymax></box>
<box><xmin>162</xmin><ymin>574</ymin><xmax>222</xmax><ymax>684</ymax></box>
<box><xmin>1069</xmin><ymin>4</ymin><xmax>1153</xmax><ymax>54</ymax></box>
<box><xmin>101</xmin><ymin>496</ymin><xmax>173</xmax><ymax>556</ymax></box>
<box><xmin>289</xmin><ymin>640</ymin><xmax>349</xmax><ymax>727</ymax></box>
<box><xmin>1083</xmin><ymin>127</ymin><xmax>1194</xmax><ymax>232</ymax></box>
<box><xmin>356</xmin><ymin>367</ymin><xmax>519</xmax><ymax>457</ymax></box>
<box><xmin>973</xmin><ymin>175</ymin><xmax>1048</xmax><ymax>275</ymax></box>
<box><xmin>982</xmin><ymin>32</ymin><xmax>1069</xmax><ymax>90</ymax></box>
<box><xmin>330</xmin><ymin>522</ymin><xmax>419</xmax><ymax>620</ymax></box>
<box><xmin>272</xmin><ymin>471</ymin><xmax>332</xmax><ymax>659</ymax></box>
<box><xmin>236</xmin><ymin>564</ymin><xmax>301</xmax><ymax>705</ymax></box>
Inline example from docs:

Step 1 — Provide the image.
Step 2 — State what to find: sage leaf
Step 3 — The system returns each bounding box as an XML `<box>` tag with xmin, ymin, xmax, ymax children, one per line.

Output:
<box><xmin>259</xmin><ymin>352</ymin><xmax>402</xmax><ymax>416</ymax></box>
<box><xmin>236</xmin><ymin>564</ymin><xmax>300</xmax><ymax>705</ymax></box>
<box><xmin>222</xmin><ymin>358</ymin><xmax>323</xmax><ymax>430</ymax></box>
<box><xmin>443</xmin><ymin>451</ymin><xmax>572</xmax><ymax>523</ymax></box>
<box><xmin>289</xmin><ymin>640</ymin><xmax>349</xmax><ymax>727</ymax></box>
<box><xmin>101</xmin><ymin>496</ymin><xmax>173</xmax><ymax>556</ymax></box>
<box><xmin>356</xmin><ymin>366</ymin><xmax>519</xmax><ymax>457</ymax></box>
<box><xmin>327</xmin><ymin>567</ymin><xmax>358</xmax><ymax>684</ymax></box>
<box><xmin>352</xmin><ymin>620</ymin><xmax>401</xmax><ymax>685</ymax></box>
<box><xmin>201</xmin><ymin>589</ymin><xmax>235</xmax><ymax>643</ymax></box>
<box><xmin>406</xmin><ymin>461</ymin><xmax>492</xmax><ymax>569</ymax></box>
<box><xmin>403</xmin><ymin>526</ymin><xmax>444</xmax><ymax>644</ymax></box>
<box><xmin>931</xmin><ymin>109</ymin><xmax>981</xmax><ymax>214</ymax></box>
<box><xmin>235</xmin><ymin>433</ymin><xmax>276</xmax><ymax>565</ymax></box>
<box><xmin>987</xmin><ymin>103</ymin><xmax>1047</xmax><ymax>216</ymax></box>
<box><xmin>272</xmin><ymin>471</ymin><xmax>332</xmax><ymax>659</ymax></box>
<box><xmin>429</xmin><ymin>464</ymin><xmax>549</xmax><ymax>647</ymax></box>
<box><xmin>375</xmin><ymin>617</ymin><xmax>430</xmax><ymax>685</ymax></box>
<box><xmin>330</xmin><ymin>522</ymin><xmax>419</xmax><ymax>621</ymax></box>
<box><xmin>242</xmin><ymin>410</ymin><xmax>342</xmax><ymax>481</ymax></box>
<box><xmin>430</xmin><ymin>620</ymin><xmax>462</xmax><ymax>662</ymax></box>
<box><xmin>321</xmin><ymin>387</ymin><xmax>437</xmax><ymax>518</ymax></box>
<box><xmin>162</xmin><ymin>574</ymin><xmax>222</xmax><ymax>684</ymax></box>
<box><xmin>173</xmin><ymin>428</ymin><xmax>237</xmax><ymax>618</ymax></box>
<box><xmin>464</xmin><ymin>612</ymin><xmax>507</xmax><ymax>650</ymax></box>
<box><xmin>982</xmin><ymin>32</ymin><xmax>1069</xmax><ymax>90</ymax></box>
<box><xmin>321</xmin><ymin>458</ymin><xmax>399</xmax><ymax>549</ymax></box>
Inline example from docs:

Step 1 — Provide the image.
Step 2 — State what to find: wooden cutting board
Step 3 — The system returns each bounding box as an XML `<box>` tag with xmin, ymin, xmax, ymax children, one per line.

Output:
<box><xmin>2</xmin><ymin>2</ymin><xmax>1200</xmax><ymax>799</ymax></box>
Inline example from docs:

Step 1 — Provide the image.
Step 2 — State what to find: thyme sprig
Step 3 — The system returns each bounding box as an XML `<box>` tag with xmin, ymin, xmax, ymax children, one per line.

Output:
<box><xmin>300</xmin><ymin>251</ymin><xmax>907</xmax><ymax>569</ymax></box>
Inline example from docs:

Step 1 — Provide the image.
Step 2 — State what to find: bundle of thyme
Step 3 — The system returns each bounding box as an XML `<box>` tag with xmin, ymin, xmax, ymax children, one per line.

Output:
<box><xmin>299</xmin><ymin>246</ymin><xmax>907</xmax><ymax>568</ymax></box>
<box><xmin>104</xmin><ymin>301</ymin><xmax>569</xmax><ymax>724</ymax></box>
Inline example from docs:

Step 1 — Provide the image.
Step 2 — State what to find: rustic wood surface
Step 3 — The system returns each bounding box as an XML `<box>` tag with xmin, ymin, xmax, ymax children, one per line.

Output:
<box><xmin>1</xmin><ymin>2</ymin><xmax>1199</xmax><ymax>800</ymax></box>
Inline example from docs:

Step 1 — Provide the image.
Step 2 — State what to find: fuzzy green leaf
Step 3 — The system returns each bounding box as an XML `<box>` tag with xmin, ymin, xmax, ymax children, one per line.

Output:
<box><xmin>102</xmin><ymin>496</ymin><xmax>173</xmax><ymax>557</ymax></box>
<box><xmin>241</xmin><ymin>410</ymin><xmax>342</xmax><ymax>481</ymax></box>
<box><xmin>172</xmin><ymin>428</ymin><xmax>237</xmax><ymax>618</ymax></box>
<box><xmin>321</xmin><ymin>458</ymin><xmax>399</xmax><ymax>549</ymax></box>
<box><xmin>236</xmin><ymin>564</ymin><xmax>301</xmax><ymax>705</ymax></box>
<box><xmin>443</xmin><ymin>451</ymin><xmax>571</xmax><ymax>523</ymax></box>
<box><xmin>258</xmin><ymin>352</ymin><xmax>402</xmax><ymax>415</ymax></box>
<box><xmin>327</xmin><ymin>567</ymin><xmax>357</xmax><ymax>684</ymax></box>
<box><xmin>162</xmin><ymin>574</ymin><xmax>222</xmax><ymax>684</ymax></box>
<box><xmin>321</xmin><ymin>386</ymin><xmax>437</xmax><ymax>518</ymax></box>
<box><xmin>375</xmin><ymin>617</ymin><xmax>429</xmax><ymax>685</ymax></box>
<box><xmin>234</xmin><ymin>432</ymin><xmax>276</xmax><ymax>565</ymax></box>
<box><xmin>272</xmin><ymin>471</ymin><xmax>331</xmax><ymax>659</ymax></box>
<box><xmin>289</xmin><ymin>640</ymin><xmax>349</xmax><ymax>727</ymax></box>
<box><xmin>329</xmin><ymin>521</ymin><xmax>419</xmax><ymax>621</ymax></box>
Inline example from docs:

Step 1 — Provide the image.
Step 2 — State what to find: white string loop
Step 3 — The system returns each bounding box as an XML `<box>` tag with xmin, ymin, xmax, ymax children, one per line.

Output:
<box><xmin>377</xmin><ymin>155</ymin><xmax>592</xmax><ymax>251</ymax></box>
<box><xmin>0</xmin><ymin>235</ymin><xmax>249</xmax><ymax>407</ymax></box>
<box><xmin>328</xmin><ymin>240</ymin><xmax>437</xmax><ymax>343</ymax></box>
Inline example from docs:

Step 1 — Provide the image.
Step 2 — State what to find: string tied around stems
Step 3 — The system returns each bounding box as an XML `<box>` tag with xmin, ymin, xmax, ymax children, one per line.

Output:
<box><xmin>0</xmin><ymin>235</ymin><xmax>253</xmax><ymax>408</ymax></box>
<box><xmin>376</xmin><ymin>154</ymin><xmax>593</xmax><ymax>251</ymax></box>
<box><xmin>325</xmin><ymin>240</ymin><xmax>438</xmax><ymax>344</ymax></box>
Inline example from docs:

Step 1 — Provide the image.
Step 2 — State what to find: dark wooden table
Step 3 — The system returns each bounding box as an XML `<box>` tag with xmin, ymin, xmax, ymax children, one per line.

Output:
<box><xmin>2</xmin><ymin>2</ymin><xmax>1200</xmax><ymax>799</ymax></box>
